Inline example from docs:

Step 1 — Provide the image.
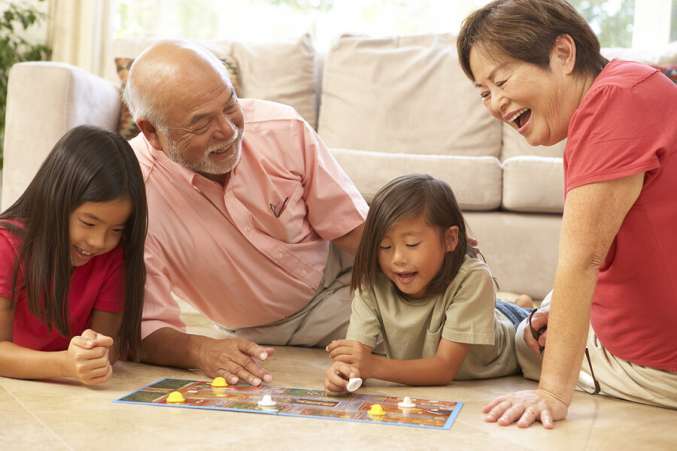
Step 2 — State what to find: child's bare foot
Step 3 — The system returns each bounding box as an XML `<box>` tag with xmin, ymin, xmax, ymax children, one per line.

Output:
<box><xmin>515</xmin><ymin>294</ymin><xmax>534</xmax><ymax>309</ymax></box>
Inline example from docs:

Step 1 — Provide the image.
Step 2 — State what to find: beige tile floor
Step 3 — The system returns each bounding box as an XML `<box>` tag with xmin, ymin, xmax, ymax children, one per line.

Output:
<box><xmin>1</xmin><ymin>311</ymin><xmax>676</xmax><ymax>451</ymax></box>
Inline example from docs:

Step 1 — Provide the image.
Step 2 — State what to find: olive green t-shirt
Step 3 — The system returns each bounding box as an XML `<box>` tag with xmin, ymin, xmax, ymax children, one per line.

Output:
<box><xmin>346</xmin><ymin>255</ymin><xmax>519</xmax><ymax>380</ymax></box>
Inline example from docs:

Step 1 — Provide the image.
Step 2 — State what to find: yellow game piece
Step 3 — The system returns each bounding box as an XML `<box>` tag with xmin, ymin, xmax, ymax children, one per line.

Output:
<box><xmin>166</xmin><ymin>391</ymin><xmax>185</xmax><ymax>403</ymax></box>
<box><xmin>368</xmin><ymin>404</ymin><xmax>385</xmax><ymax>416</ymax></box>
<box><xmin>211</xmin><ymin>376</ymin><xmax>228</xmax><ymax>388</ymax></box>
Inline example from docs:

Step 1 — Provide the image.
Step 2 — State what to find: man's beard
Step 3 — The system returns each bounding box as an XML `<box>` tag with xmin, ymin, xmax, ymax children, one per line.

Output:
<box><xmin>166</xmin><ymin>132</ymin><xmax>243</xmax><ymax>175</ymax></box>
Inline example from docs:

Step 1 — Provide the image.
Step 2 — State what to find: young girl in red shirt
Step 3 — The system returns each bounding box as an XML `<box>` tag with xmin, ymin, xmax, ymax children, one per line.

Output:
<box><xmin>0</xmin><ymin>125</ymin><xmax>147</xmax><ymax>385</ymax></box>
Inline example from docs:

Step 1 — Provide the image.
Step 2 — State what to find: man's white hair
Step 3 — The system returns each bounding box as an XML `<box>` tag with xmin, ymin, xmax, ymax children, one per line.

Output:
<box><xmin>122</xmin><ymin>42</ymin><xmax>230</xmax><ymax>131</ymax></box>
<box><xmin>122</xmin><ymin>70</ymin><xmax>166</xmax><ymax>130</ymax></box>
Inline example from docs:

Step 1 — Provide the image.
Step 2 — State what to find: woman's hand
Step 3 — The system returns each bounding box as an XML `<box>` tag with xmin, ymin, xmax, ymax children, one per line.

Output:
<box><xmin>483</xmin><ymin>389</ymin><xmax>569</xmax><ymax>429</ymax></box>
<box><xmin>526</xmin><ymin>307</ymin><xmax>549</xmax><ymax>354</ymax></box>
<box><xmin>66</xmin><ymin>329</ymin><xmax>114</xmax><ymax>385</ymax></box>
<box><xmin>325</xmin><ymin>339</ymin><xmax>375</xmax><ymax>378</ymax></box>
<box><xmin>324</xmin><ymin>361</ymin><xmax>360</xmax><ymax>394</ymax></box>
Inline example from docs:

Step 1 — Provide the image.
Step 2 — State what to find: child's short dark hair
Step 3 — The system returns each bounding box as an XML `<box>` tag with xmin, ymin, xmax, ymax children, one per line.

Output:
<box><xmin>1</xmin><ymin>125</ymin><xmax>148</xmax><ymax>359</ymax></box>
<box><xmin>352</xmin><ymin>174</ymin><xmax>468</xmax><ymax>297</ymax></box>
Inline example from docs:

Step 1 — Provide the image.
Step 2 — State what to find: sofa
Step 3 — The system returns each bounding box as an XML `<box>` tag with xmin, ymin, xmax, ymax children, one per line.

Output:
<box><xmin>3</xmin><ymin>33</ymin><xmax>675</xmax><ymax>299</ymax></box>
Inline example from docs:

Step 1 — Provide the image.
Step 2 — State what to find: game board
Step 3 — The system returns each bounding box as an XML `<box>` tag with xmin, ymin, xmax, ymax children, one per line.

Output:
<box><xmin>115</xmin><ymin>378</ymin><xmax>463</xmax><ymax>430</ymax></box>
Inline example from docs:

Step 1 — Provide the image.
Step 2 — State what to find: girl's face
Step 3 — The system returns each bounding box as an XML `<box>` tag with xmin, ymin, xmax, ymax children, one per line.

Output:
<box><xmin>69</xmin><ymin>197</ymin><xmax>132</xmax><ymax>267</ymax></box>
<box><xmin>378</xmin><ymin>215</ymin><xmax>458</xmax><ymax>299</ymax></box>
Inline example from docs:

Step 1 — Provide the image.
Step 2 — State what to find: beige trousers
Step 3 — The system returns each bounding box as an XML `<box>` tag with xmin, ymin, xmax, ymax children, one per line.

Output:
<box><xmin>216</xmin><ymin>244</ymin><xmax>354</xmax><ymax>347</ymax></box>
<box><xmin>516</xmin><ymin>291</ymin><xmax>677</xmax><ymax>409</ymax></box>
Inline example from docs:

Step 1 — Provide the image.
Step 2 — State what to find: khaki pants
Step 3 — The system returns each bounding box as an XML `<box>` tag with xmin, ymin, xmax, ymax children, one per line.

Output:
<box><xmin>516</xmin><ymin>291</ymin><xmax>677</xmax><ymax>409</ymax></box>
<box><xmin>216</xmin><ymin>244</ymin><xmax>353</xmax><ymax>347</ymax></box>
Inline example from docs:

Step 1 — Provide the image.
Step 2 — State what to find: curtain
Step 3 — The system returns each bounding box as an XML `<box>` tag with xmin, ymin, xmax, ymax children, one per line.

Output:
<box><xmin>48</xmin><ymin>0</ymin><xmax>112</xmax><ymax>76</ymax></box>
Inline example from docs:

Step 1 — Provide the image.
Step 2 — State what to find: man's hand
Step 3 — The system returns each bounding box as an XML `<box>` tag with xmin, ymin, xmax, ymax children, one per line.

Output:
<box><xmin>325</xmin><ymin>339</ymin><xmax>374</xmax><ymax>378</ymax></box>
<box><xmin>324</xmin><ymin>361</ymin><xmax>360</xmax><ymax>394</ymax></box>
<box><xmin>66</xmin><ymin>329</ymin><xmax>114</xmax><ymax>385</ymax></box>
<box><xmin>483</xmin><ymin>389</ymin><xmax>568</xmax><ymax>429</ymax></box>
<box><xmin>197</xmin><ymin>337</ymin><xmax>274</xmax><ymax>386</ymax></box>
<box><xmin>526</xmin><ymin>307</ymin><xmax>549</xmax><ymax>354</ymax></box>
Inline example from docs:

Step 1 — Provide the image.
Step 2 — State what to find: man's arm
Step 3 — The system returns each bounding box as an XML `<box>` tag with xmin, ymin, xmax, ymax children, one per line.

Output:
<box><xmin>140</xmin><ymin>327</ymin><xmax>274</xmax><ymax>386</ymax></box>
<box><xmin>331</xmin><ymin>223</ymin><xmax>364</xmax><ymax>256</ymax></box>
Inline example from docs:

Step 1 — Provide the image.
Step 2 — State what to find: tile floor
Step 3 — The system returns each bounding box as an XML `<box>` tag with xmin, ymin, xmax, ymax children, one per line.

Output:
<box><xmin>1</xmin><ymin>311</ymin><xmax>676</xmax><ymax>451</ymax></box>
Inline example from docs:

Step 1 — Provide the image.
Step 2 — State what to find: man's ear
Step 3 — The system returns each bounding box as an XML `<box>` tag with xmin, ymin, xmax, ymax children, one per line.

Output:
<box><xmin>445</xmin><ymin>226</ymin><xmax>460</xmax><ymax>253</ymax></box>
<box><xmin>137</xmin><ymin>118</ymin><xmax>163</xmax><ymax>150</ymax></box>
<box><xmin>550</xmin><ymin>34</ymin><xmax>577</xmax><ymax>75</ymax></box>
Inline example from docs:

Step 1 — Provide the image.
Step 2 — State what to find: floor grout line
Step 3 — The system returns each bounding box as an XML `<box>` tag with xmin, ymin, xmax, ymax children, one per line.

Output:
<box><xmin>4</xmin><ymin>386</ymin><xmax>75</xmax><ymax>451</ymax></box>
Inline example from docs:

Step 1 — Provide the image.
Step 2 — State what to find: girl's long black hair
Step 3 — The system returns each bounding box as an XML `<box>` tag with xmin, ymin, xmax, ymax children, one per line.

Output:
<box><xmin>0</xmin><ymin>125</ymin><xmax>147</xmax><ymax>359</ymax></box>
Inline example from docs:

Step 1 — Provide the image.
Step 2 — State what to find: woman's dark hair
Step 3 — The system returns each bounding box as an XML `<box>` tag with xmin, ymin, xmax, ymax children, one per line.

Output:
<box><xmin>352</xmin><ymin>174</ymin><xmax>468</xmax><ymax>298</ymax></box>
<box><xmin>0</xmin><ymin>125</ymin><xmax>147</xmax><ymax>360</ymax></box>
<box><xmin>457</xmin><ymin>0</ymin><xmax>608</xmax><ymax>81</ymax></box>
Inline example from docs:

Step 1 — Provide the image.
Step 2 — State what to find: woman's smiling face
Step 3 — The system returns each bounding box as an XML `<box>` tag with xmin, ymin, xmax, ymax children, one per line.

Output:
<box><xmin>468</xmin><ymin>45</ymin><xmax>574</xmax><ymax>147</ymax></box>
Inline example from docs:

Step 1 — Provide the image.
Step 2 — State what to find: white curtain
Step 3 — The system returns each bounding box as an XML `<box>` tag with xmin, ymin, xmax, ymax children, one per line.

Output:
<box><xmin>48</xmin><ymin>0</ymin><xmax>112</xmax><ymax>76</ymax></box>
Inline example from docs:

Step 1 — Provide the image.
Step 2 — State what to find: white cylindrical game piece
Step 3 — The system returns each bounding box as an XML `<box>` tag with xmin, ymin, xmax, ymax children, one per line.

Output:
<box><xmin>257</xmin><ymin>394</ymin><xmax>277</xmax><ymax>407</ymax></box>
<box><xmin>397</xmin><ymin>396</ymin><xmax>416</xmax><ymax>409</ymax></box>
<box><xmin>346</xmin><ymin>377</ymin><xmax>363</xmax><ymax>392</ymax></box>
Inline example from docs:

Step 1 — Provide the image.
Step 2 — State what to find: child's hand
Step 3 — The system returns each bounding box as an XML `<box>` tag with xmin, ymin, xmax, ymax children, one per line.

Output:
<box><xmin>325</xmin><ymin>339</ymin><xmax>374</xmax><ymax>378</ymax></box>
<box><xmin>324</xmin><ymin>361</ymin><xmax>360</xmax><ymax>394</ymax></box>
<box><xmin>80</xmin><ymin>328</ymin><xmax>114</xmax><ymax>349</ymax></box>
<box><xmin>66</xmin><ymin>329</ymin><xmax>114</xmax><ymax>385</ymax></box>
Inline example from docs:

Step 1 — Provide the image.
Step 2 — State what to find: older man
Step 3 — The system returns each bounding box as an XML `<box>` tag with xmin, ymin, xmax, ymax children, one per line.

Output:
<box><xmin>124</xmin><ymin>40</ymin><xmax>367</xmax><ymax>386</ymax></box>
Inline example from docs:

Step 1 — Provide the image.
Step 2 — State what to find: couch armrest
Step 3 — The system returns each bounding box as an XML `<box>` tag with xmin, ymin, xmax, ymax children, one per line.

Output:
<box><xmin>2</xmin><ymin>62</ymin><xmax>121</xmax><ymax>210</ymax></box>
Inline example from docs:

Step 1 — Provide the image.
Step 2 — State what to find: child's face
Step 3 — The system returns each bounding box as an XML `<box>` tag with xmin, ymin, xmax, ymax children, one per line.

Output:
<box><xmin>69</xmin><ymin>197</ymin><xmax>132</xmax><ymax>267</ymax></box>
<box><xmin>378</xmin><ymin>215</ymin><xmax>458</xmax><ymax>299</ymax></box>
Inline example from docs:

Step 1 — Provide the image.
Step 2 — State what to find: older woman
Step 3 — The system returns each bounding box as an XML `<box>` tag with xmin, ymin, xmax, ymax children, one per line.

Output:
<box><xmin>457</xmin><ymin>0</ymin><xmax>677</xmax><ymax>429</ymax></box>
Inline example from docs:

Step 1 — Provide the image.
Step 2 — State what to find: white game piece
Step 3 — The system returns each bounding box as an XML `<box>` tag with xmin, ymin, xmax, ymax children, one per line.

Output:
<box><xmin>257</xmin><ymin>394</ymin><xmax>277</xmax><ymax>408</ymax></box>
<box><xmin>397</xmin><ymin>396</ymin><xmax>416</xmax><ymax>409</ymax></box>
<box><xmin>346</xmin><ymin>377</ymin><xmax>363</xmax><ymax>392</ymax></box>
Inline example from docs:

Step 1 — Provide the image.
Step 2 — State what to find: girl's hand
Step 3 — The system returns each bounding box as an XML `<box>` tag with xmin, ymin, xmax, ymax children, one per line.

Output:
<box><xmin>66</xmin><ymin>330</ymin><xmax>114</xmax><ymax>385</ymax></box>
<box><xmin>324</xmin><ymin>361</ymin><xmax>360</xmax><ymax>394</ymax></box>
<box><xmin>325</xmin><ymin>339</ymin><xmax>374</xmax><ymax>378</ymax></box>
<box><xmin>483</xmin><ymin>389</ymin><xmax>569</xmax><ymax>429</ymax></box>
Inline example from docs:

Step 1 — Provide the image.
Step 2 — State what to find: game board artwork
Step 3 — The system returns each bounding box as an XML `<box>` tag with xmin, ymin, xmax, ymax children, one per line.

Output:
<box><xmin>115</xmin><ymin>378</ymin><xmax>463</xmax><ymax>430</ymax></box>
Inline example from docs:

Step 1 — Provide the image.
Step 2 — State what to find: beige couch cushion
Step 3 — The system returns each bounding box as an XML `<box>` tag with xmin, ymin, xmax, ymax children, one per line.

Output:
<box><xmin>330</xmin><ymin>148</ymin><xmax>502</xmax><ymax>211</ymax></box>
<box><xmin>319</xmin><ymin>34</ymin><xmax>501</xmax><ymax>157</ymax></box>
<box><xmin>501</xmin><ymin>125</ymin><xmax>566</xmax><ymax>160</ymax></box>
<box><xmin>110</xmin><ymin>35</ymin><xmax>318</xmax><ymax>128</ymax></box>
<box><xmin>465</xmin><ymin>212</ymin><xmax>561</xmax><ymax>299</ymax></box>
<box><xmin>502</xmin><ymin>156</ymin><xmax>564</xmax><ymax>213</ymax></box>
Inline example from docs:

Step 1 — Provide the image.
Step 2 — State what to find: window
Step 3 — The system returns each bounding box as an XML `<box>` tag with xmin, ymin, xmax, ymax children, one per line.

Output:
<box><xmin>113</xmin><ymin>0</ymin><xmax>675</xmax><ymax>50</ymax></box>
<box><xmin>569</xmin><ymin>0</ymin><xmax>634</xmax><ymax>48</ymax></box>
<box><xmin>671</xmin><ymin>0</ymin><xmax>677</xmax><ymax>41</ymax></box>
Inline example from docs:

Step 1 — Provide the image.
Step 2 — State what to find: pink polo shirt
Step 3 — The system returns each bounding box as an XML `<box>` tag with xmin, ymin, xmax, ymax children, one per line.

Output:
<box><xmin>130</xmin><ymin>99</ymin><xmax>367</xmax><ymax>338</ymax></box>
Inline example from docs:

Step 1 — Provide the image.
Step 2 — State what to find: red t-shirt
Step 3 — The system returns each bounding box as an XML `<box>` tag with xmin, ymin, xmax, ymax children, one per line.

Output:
<box><xmin>564</xmin><ymin>60</ymin><xmax>677</xmax><ymax>372</ymax></box>
<box><xmin>0</xmin><ymin>227</ymin><xmax>125</xmax><ymax>351</ymax></box>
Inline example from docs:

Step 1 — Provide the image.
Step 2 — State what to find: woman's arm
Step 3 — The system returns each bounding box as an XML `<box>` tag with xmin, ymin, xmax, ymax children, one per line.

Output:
<box><xmin>484</xmin><ymin>173</ymin><xmax>644</xmax><ymax>428</ymax></box>
<box><xmin>538</xmin><ymin>173</ymin><xmax>644</xmax><ymax>403</ymax></box>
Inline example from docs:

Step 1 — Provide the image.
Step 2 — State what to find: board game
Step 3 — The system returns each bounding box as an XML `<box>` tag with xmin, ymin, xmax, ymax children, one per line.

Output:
<box><xmin>115</xmin><ymin>378</ymin><xmax>463</xmax><ymax>430</ymax></box>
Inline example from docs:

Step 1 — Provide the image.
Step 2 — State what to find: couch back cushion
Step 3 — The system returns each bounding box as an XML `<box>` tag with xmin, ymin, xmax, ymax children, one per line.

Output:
<box><xmin>110</xmin><ymin>35</ymin><xmax>318</xmax><ymax>128</ymax></box>
<box><xmin>330</xmin><ymin>149</ymin><xmax>502</xmax><ymax>211</ymax></box>
<box><xmin>318</xmin><ymin>34</ymin><xmax>501</xmax><ymax>157</ymax></box>
<box><xmin>501</xmin><ymin>126</ymin><xmax>566</xmax><ymax>160</ymax></box>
